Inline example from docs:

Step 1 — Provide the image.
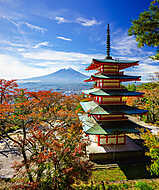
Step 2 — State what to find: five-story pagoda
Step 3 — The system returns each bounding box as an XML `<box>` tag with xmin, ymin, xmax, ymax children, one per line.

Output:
<box><xmin>79</xmin><ymin>24</ymin><xmax>147</xmax><ymax>161</ymax></box>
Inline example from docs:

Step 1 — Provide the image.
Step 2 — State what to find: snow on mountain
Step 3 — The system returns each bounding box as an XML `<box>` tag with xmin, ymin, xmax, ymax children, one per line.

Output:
<box><xmin>19</xmin><ymin>68</ymin><xmax>88</xmax><ymax>84</ymax></box>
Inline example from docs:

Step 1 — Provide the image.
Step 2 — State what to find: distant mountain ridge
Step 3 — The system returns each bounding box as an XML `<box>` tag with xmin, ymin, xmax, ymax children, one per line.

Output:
<box><xmin>20</xmin><ymin>68</ymin><xmax>88</xmax><ymax>84</ymax></box>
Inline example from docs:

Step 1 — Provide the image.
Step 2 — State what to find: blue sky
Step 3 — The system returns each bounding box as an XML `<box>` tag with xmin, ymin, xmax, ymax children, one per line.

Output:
<box><xmin>0</xmin><ymin>0</ymin><xmax>158</xmax><ymax>81</ymax></box>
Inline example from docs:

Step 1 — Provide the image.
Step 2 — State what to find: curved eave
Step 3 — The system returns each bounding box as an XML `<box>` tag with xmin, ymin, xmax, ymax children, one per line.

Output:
<box><xmin>82</xmin><ymin>88</ymin><xmax>99</xmax><ymax>95</ymax></box>
<box><xmin>80</xmin><ymin>101</ymin><xmax>148</xmax><ymax>115</ymax></box>
<box><xmin>84</xmin><ymin>75</ymin><xmax>141</xmax><ymax>82</ymax></box>
<box><xmin>85</xmin><ymin>64</ymin><xmax>100</xmax><ymax>71</ymax></box>
<box><xmin>85</xmin><ymin>59</ymin><xmax>139</xmax><ymax>71</ymax></box>
<box><xmin>90</xmin><ymin>92</ymin><xmax>143</xmax><ymax>97</ymax></box>
<box><xmin>93</xmin><ymin>58</ymin><xmax>139</xmax><ymax>65</ymax></box>
<box><xmin>84</xmin><ymin>78</ymin><xmax>94</xmax><ymax>82</ymax></box>
<box><xmin>92</xmin><ymin>74</ymin><xmax>141</xmax><ymax>80</ymax></box>
<box><xmin>79</xmin><ymin>114</ymin><xmax>143</xmax><ymax>135</ymax></box>
<box><xmin>82</xmin><ymin>89</ymin><xmax>144</xmax><ymax>97</ymax></box>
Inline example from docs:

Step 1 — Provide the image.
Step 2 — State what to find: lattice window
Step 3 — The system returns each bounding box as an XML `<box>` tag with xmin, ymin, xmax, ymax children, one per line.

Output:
<box><xmin>98</xmin><ymin>135</ymin><xmax>126</xmax><ymax>145</ymax></box>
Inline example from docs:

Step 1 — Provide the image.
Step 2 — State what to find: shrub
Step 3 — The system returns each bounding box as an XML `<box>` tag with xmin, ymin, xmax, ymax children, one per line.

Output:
<box><xmin>135</xmin><ymin>181</ymin><xmax>153</xmax><ymax>190</ymax></box>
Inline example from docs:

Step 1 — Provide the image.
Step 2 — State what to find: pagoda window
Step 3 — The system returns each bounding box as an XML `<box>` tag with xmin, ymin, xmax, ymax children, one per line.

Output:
<box><xmin>98</xmin><ymin>135</ymin><xmax>126</xmax><ymax>145</ymax></box>
<box><xmin>102</xmin><ymin>97</ymin><xmax>121</xmax><ymax>104</ymax></box>
<box><xmin>99</xmin><ymin>137</ymin><xmax>107</xmax><ymax>145</ymax></box>
<box><xmin>102</xmin><ymin>82</ymin><xmax>119</xmax><ymax>88</ymax></box>
<box><xmin>107</xmin><ymin>135</ymin><xmax>116</xmax><ymax>144</ymax></box>
<box><xmin>117</xmin><ymin>135</ymin><xmax>125</xmax><ymax>144</ymax></box>
<box><xmin>101</xmin><ymin>114</ymin><xmax>124</xmax><ymax>120</ymax></box>
<box><xmin>94</xmin><ymin>135</ymin><xmax>98</xmax><ymax>142</ymax></box>
<box><xmin>98</xmin><ymin>135</ymin><xmax>108</xmax><ymax>145</ymax></box>
<box><xmin>103</xmin><ymin>65</ymin><xmax>118</xmax><ymax>73</ymax></box>
<box><xmin>102</xmin><ymin>114</ymin><xmax>123</xmax><ymax>118</ymax></box>
<box><xmin>102</xmin><ymin>97</ymin><xmax>120</xmax><ymax>101</ymax></box>
<box><xmin>96</xmin><ymin>79</ymin><xmax>120</xmax><ymax>89</ymax></box>
<box><xmin>104</xmin><ymin>65</ymin><xmax>118</xmax><ymax>68</ymax></box>
<box><xmin>104</xmin><ymin>79</ymin><xmax>119</xmax><ymax>82</ymax></box>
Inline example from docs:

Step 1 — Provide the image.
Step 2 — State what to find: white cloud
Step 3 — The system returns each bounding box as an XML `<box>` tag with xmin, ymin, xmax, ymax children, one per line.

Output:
<box><xmin>76</xmin><ymin>17</ymin><xmax>101</xmax><ymax>26</ymax></box>
<box><xmin>0</xmin><ymin>52</ymin><xmax>90</xmax><ymax>80</ymax></box>
<box><xmin>138</xmin><ymin>58</ymin><xmax>159</xmax><ymax>76</ymax></box>
<box><xmin>0</xmin><ymin>16</ymin><xmax>47</xmax><ymax>34</ymax></box>
<box><xmin>112</xmin><ymin>34</ymin><xmax>139</xmax><ymax>56</ymax></box>
<box><xmin>109</xmin><ymin>30</ymin><xmax>159</xmax><ymax>81</ymax></box>
<box><xmin>35</xmin><ymin>61</ymin><xmax>60</xmax><ymax>67</ymax></box>
<box><xmin>0</xmin><ymin>39</ymin><xmax>32</xmax><ymax>53</ymax></box>
<box><xmin>1</xmin><ymin>16</ymin><xmax>20</xmax><ymax>27</ymax></box>
<box><xmin>0</xmin><ymin>22</ymin><xmax>158</xmax><ymax>82</ymax></box>
<box><xmin>21</xmin><ymin>49</ymin><xmax>95</xmax><ymax>62</ymax></box>
<box><xmin>111</xmin><ymin>32</ymin><xmax>154</xmax><ymax>57</ymax></box>
<box><xmin>113</xmin><ymin>54</ymin><xmax>159</xmax><ymax>81</ymax></box>
<box><xmin>57</xmin><ymin>36</ymin><xmax>72</xmax><ymax>41</ymax></box>
<box><xmin>0</xmin><ymin>54</ymin><xmax>59</xmax><ymax>79</ymax></box>
<box><xmin>55</xmin><ymin>16</ymin><xmax>68</xmax><ymax>24</ymax></box>
<box><xmin>35</xmin><ymin>61</ymin><xmax>79</xmax><ymax>72</ymax></box>
<box><xmin>0</xmin><ymin>40</ymin><xmax>23</xmax><ymax>47</ymax></box>
<box><xmin>0</xmin><ymin>39</ymin><xmax>51</xmax><ymax>52</ymax></box>
<box><xmin>23</xmin><ymin>22</ymin><xmax>47</xmax><ymax>33</ymax></box>
<box><xmin>17</xmin><ymin>48</ymin><xmax>25</xmax><ymax>52</ymax></box>
<box><xmin>1</xmin><ymin>47</ymin><xmax>158</xmax><ymax>81</ymax></box>
<box><xmin>54</xmin><ymin>16</ymin><xmax>101</xmax><ymax>27</ymax></box>
<box><xmin>33</xmin><ymin>41</ymin><xmax>49</xmax><ymax>48</ymax></box>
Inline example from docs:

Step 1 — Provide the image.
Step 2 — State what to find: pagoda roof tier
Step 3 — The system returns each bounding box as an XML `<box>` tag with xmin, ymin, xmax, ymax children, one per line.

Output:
<box><xmin>80</xmin><ymin>101</ymin><xmax>147</xmax><ymax>115</ymax></box>
<box><xmin>85</xmin><ymin>58</ymin><xmax>139</xmax><ymax>71</ymax></box>
<box><xmin>84</xmin><ymin>74</ymin><xmax>141</xmax><ymax>82</ymax></box>
<box><xmin>79</xmin><ymin>114</ymin><xmax>143</xmax><ymax>135</ymax></box>
<box><xmin>82</xmin><ymin>88</ymin><xmax>144</xmax><ymax>97</ymax></box>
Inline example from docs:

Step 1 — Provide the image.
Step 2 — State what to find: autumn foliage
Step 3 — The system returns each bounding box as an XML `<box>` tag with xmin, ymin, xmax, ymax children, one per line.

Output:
<box><xmin>126</xmin><ymin>83</ymin><xmax>159</xmax><ymax>125</ymax></box>
<box><xmin>126</xmin><ymin>82</ymin><xmax>159</xmax><ymax>176</ymax></box>
<box><xmin>140</xmin><ymin>128</ymin><xmax>159</xmax><ymax>176</ymax></box>
<box><xmin>0</xmin><ymin>80</ymin><xmax>92</xmax><ymax>189</ymax></box>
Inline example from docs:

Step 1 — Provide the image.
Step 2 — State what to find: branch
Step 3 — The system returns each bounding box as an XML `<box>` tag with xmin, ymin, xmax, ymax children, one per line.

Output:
<box><xmin>1</xmin><ymin>131</ymin><xmax>21</xmax><ymax>147</ymax></box>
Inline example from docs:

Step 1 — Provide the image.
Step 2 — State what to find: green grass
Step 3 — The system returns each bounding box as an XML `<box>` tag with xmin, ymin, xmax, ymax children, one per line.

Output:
<box><xmin>91</xmin><ymin>167</ymin><xmax>127</xmax><ymax>182</ymax></box>
<box><xmin>1</xmin><ymin>163</ymin><xmax>159</xmax><ymax>189</ymax></box>
<box><xmin>73</xmin><ymin>162</ymin><xmax>159</xmax><ymax>189</ymax></box>
<box><xmin>75</xmin><ymin>181</ymin><xmax>159</xmax><ymax>190</ymax></box>
<box><xmin>90</xmin><ymin>162</ymin><xmax>152</xmax><ymax>183</ymax></box>
<box><xmin>134</xmin><ymin>181</ymin><xmax>153</xmax><ymax>190</ymax></box>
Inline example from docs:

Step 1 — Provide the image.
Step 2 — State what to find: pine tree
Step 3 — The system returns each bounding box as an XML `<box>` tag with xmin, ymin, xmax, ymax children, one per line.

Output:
<box><xmin>128</xmin><ymin>0</ymin><xmax>159</xmax><ymax>60</ymax></box>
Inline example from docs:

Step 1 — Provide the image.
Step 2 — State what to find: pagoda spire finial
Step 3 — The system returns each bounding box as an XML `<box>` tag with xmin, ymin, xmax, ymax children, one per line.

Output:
<box><xmin>106</xmin><ymin>24</ymin><xmax>112</xmax><ymax>59</ymax></box>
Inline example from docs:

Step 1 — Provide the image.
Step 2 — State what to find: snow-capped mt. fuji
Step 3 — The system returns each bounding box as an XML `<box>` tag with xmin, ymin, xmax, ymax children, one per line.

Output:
<box><xmin>21</xmin><ymin>68</ymin><xmax>88</xmax><ymax>84</ymax></box>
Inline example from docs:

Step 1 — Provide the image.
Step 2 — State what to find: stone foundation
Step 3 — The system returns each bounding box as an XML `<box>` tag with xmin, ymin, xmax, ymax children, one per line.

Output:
<box><xmin>87</xmin><ymin>136</ymin><xmax>144</xmax><ymax>162</ymax></box>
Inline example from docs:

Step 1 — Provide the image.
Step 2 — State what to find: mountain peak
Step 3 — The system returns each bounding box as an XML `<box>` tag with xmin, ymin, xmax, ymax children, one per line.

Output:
<box><xmin>21</xmin><ymin>68</ymin><xmax>88</xmax><ymax>84</ymax></box>
<box><xmin>67</xmin><ymin>67</ymin><xmax>74</xmax><ymax>70</ymax></box>
<box><xmin>62</xmin><ymin>67</ymin><xmax>75</xmax><ymax>71</ymax></box>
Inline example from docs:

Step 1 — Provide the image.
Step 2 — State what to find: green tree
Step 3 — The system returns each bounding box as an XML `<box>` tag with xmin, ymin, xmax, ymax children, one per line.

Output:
<box><xmin>134</xmin><ymin>87</ymin><xmax>159</xmax><ymax>124</ymax></box>
<box><xmin>140</xmin><ymin>128</ymin><xmax>159</xmax><ymax>176</ymax></box>
<box><xmin>128</xmin><ymin>0</ymin><xmax>159</xmax><ymax>60</ymax></box>
<box><xmin>127</xmin><ymin>83</ymin><xmax>136</xmax><ymax>91</ymax></box>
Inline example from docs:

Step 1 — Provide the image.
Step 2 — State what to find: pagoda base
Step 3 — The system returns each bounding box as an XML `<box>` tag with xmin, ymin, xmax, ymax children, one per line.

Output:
<box><xmin>87</xmin><ymin>136</ymin><xmax>144</xmax><ymax>162</ymax></box>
